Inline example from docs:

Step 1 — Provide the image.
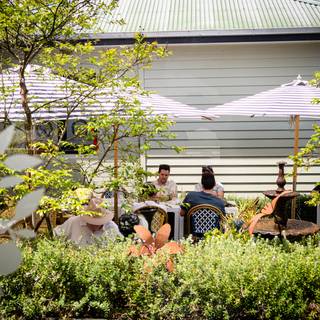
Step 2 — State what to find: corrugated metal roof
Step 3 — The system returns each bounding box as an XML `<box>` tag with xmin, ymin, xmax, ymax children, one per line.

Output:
<box><xmin>93</xmin><ymin>0</ymin><xmax>320</xmax><ymax>34</ymax></box>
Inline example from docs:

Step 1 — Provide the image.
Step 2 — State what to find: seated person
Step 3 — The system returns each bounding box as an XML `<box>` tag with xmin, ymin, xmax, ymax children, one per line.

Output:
<box><xmin>152</xmin><ymin>164</ymin><xmax>178</xmax><ymax>204</ymax></box>
<box><xmin>194</xmin><ymin>165</ymin><xmax>224</xmax><ymax>199</ymax></box>
<box><xmin>180</xmin><ymin>172</ymin><xmax>226</xmax><ymax>222</ymax></box>
<box><xmin>133</xmin><ymin>183</ymin><xmax>167</xmax><ymax>212</ymax></box>
<box><xmin>132</xmin><ymin>183</ymin><xmax>167</xmax><ymax>229</ymax></box>
<box><xmin>54</xmin><ymin>197</ymin><xmax>122</xmax><ymax>246</ymax></box>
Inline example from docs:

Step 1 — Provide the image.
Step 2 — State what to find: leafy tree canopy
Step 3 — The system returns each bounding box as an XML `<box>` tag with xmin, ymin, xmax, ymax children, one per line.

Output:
<box><xmin>291</xmin><ymin>71</ymin><xmax>320</xmax><ymax>206</ymax></box>
<box><xmin>0</xmin><ymin>0</ymin><xmax>175</xmax><ymax>222</ymax></box>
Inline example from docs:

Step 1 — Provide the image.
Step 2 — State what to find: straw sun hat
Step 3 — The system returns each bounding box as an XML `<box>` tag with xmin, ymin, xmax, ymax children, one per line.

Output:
<box><xmin>81</xmin><ymin>197</ymin><xmax>114</xmax><ymax>225</ymax></box>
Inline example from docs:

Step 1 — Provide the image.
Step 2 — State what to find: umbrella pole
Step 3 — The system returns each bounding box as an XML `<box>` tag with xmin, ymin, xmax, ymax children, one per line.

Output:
<box><xmin>113</xmin><ymin>126</ymin><xmax>119</xmax><ymax>223</ymax></box>
<box><xmin>291</xmin><ymin>115</ymin><xmax>300</xmax><ymax>219</ymax></box>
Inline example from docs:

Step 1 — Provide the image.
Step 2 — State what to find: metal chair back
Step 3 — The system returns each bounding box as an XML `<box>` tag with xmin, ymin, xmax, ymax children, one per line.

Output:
<box><xmin>135</xmin><ymin>205</ymin><xmax>168</xmax><ymax>233</ymax></box>
<box><xmin>187</xmin><ymin>204</ymin><xmax>225</xmax><ymax>238</ymax></box>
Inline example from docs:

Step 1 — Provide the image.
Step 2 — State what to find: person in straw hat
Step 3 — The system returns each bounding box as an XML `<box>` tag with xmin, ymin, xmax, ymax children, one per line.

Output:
<box><xmin>54</xmin><ymin>196</ymin><xmax>122</xmax><ymax>246</ymax></box>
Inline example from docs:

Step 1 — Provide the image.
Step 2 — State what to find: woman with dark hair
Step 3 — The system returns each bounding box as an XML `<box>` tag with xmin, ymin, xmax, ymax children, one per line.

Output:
<box><xmin>180</xmin><ymin>172</ymin><xmax>226</xmax><ymax>218</ymax></box>
<box><xmin>194</xmin><ymin>165</ymin><xmax>224</xmax><ymax>199</ymax></box>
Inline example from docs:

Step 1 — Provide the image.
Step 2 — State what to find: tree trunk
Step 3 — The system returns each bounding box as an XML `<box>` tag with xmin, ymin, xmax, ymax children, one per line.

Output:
<box><xmin>19</xmin><ymin>66</ymin><xmax>33</xmax><ymax>153</ymax></box>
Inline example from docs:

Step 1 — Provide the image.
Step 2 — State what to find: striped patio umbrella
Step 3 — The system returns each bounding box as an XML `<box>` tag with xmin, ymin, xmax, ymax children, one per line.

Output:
<box><xmin>206</xmin><ymin>76</ymin><xmax>320</xmax><ymax>217</ymax></box>
<box><xmin>206</xmin><ymin>76</ymin><xmax>320</xmax><ymax>119</ymax></box>
<box><xmin>0</xmin><ymin>64</ymin><xmax>215</xmax><ymax>221</ymax></box>
<box><xmin>0</xmin><ymin>64</ymin><xmax>210</xmax><ymax>121</ymax></box>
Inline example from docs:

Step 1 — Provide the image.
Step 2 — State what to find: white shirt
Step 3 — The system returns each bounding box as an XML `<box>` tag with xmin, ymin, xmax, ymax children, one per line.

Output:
<box><xmin>152</xmin><ymin>179</ymin><xmax>178</xmax><ymax>202</ymax></box>
<box><xmin>54</xmin><ymin>216</ymin><xmax>122</xmax><ymax>246</ymax></box>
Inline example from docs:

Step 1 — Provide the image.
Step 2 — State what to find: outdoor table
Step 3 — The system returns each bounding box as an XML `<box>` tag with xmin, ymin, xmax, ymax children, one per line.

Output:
<box><xmin>252</xmin><ymin>218</ymin><xmax>320</xmax><ymax>238</ymax></box>
<box><xmin>162</xmin><ymin>203</ymin><xmax>184</xmax><ymax>240</ymax></box>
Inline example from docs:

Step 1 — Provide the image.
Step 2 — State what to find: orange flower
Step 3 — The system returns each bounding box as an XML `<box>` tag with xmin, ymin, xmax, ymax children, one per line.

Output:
<box><xmin>129</xmin><ymin>223</ymin><xmax>183</xmax><ymax>272</ymax></box>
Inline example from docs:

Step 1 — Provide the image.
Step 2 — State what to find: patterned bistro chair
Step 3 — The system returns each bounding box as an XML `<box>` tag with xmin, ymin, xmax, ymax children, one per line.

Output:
<box><xmin>186</xmin><ymin>204</ymin><xmax>225</xmax><ymax>239</ymax></box>
<box><xmin>135</xmin><ymin>206</ymin><xmax>168</xmax><ymax>233</ymax></box>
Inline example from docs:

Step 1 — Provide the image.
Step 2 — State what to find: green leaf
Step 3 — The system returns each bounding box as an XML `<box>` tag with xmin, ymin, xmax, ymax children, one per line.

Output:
<box><xmin>0</xmin><ymin>242</ymin><xmax>22</xmax><ymax>276</ymax></box>
<box><xmin>0</xmin><ymin>125</ymin><xmax>15</xmax><ymax>154</ymax></box>
<box><xmin>0</xmin><ymin>176</ymin><xmax>23</xmax><ymax>188</ymax></box>
<box><xmin>4</xmin><ymin>155</ymin><xmax>42</xmax><ymax>171</ymax></box>
<box><xmin>14</xmin><ymin>188</ymin><xmax>45</xmax><ymax>220</ymax></box>
<box><xmin>14</xmin><ymin>229</ymin><xmax>36</xmax><ymax>239</ymax></box>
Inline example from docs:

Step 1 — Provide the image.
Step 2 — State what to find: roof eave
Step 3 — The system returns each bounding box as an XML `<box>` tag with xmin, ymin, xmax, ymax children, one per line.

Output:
<box><xmin>81</xmin><ymin>28</ymin><xmax>320</xmax><ymax>45</ymax></box>
<box><xmin>85</xmin><ymin>27</ymin><xmax>320</xmax><ymax>39</ymax></box>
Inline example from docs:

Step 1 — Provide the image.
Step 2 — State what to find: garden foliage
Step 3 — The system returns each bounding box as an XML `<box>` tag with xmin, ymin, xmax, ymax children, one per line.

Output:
<box><xmin>0</xmin><ymin>0</ymin><xmax>174</xmax><ymax>214</ymax></box>
<box><xmin>1</xmin><ymin>235</ymin><xmax>320</xmax><ymax>319</ymax></box>
<box><xmin>291</xmin><ymin>71</ymin><xmax>320</xmax><ymax>206</ymax></box>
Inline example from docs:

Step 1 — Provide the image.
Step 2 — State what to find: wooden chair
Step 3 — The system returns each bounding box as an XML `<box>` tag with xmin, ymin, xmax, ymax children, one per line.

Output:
<box><xmin>0</xmin><ymin>233</ymin><xmax>11</xmax><ymax>243</ymax></box>
<box><xmin>135</xmin><ymin>206</ymin><xmax>168</xmax><ymax>233</ymax></box>
<box><xmin>248</xmin><ymin>190</ymin><xmax>294</xmax><ymax>235</ymax></box>
<box><xmin>1</xmin><ymin>206</ymin><xmax>57</xmax><ymax>237</ymax></box>
<box><xmin>186</xmin><ymin>204</ymin><xmax>226</xmax><ymax>239</ymax></box>
<box><xmin>33</xmin><ymin>212</ymin><xmax>57</xmax><ymax>236</ymax></box>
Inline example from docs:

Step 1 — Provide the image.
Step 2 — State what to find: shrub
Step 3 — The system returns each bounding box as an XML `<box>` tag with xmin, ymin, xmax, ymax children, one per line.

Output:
<box><xmin>1</xmin><ymin>236</ymin><xmax>320</xmax><ymax>319</ymax></box>
<box><xmin>226</xmin><ymin>196</ymin><xmax>270</xmax><ymax>224</ymax></box>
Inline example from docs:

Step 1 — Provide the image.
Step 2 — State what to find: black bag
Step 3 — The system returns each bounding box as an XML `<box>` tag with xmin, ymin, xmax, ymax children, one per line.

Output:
<box><xmin>119</xmin><ymin>213</ymin><xmax>140</xmax><ymax>237</ymax></box>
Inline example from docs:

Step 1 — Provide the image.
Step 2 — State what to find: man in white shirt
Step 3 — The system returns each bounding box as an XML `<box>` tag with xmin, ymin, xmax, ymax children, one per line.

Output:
<box><xmin>152</xmin><ymin>164</ymin><xmax>178</xmax><ymax>204</ymax></box>
<box><xmin>54</xmin><ymin>197</ymin><xmax>122</xmax><ymax>246</ymax></box>
<box><xmin>132</xmin><ymin>183</ymin><xmax>167</xmax><ymax>213</ymax></box>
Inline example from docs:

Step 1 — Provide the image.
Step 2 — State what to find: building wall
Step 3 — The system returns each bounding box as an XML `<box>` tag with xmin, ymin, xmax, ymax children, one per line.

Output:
<box><xmin>142</xmin><ymin>41</ymin><xmax>320</xmax><ymax>197</ymax></box>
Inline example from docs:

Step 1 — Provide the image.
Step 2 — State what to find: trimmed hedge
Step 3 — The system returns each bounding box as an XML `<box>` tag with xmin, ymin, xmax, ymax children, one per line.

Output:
<box><xmin>1</xmin><ymin>236</ymin><xmax>320</xmax><ymax>319</ymax></box>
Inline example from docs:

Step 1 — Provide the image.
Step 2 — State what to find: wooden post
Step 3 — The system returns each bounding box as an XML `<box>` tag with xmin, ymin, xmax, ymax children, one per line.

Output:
<box><xmin>291</xmin><ymin>115</ymin><xmax>300</xmax><ymax>219</ymax></box>
<box><xmin>113</xmin><ymin>126</ymin><xmax>119</xmax><ymax>223</ymax></box>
